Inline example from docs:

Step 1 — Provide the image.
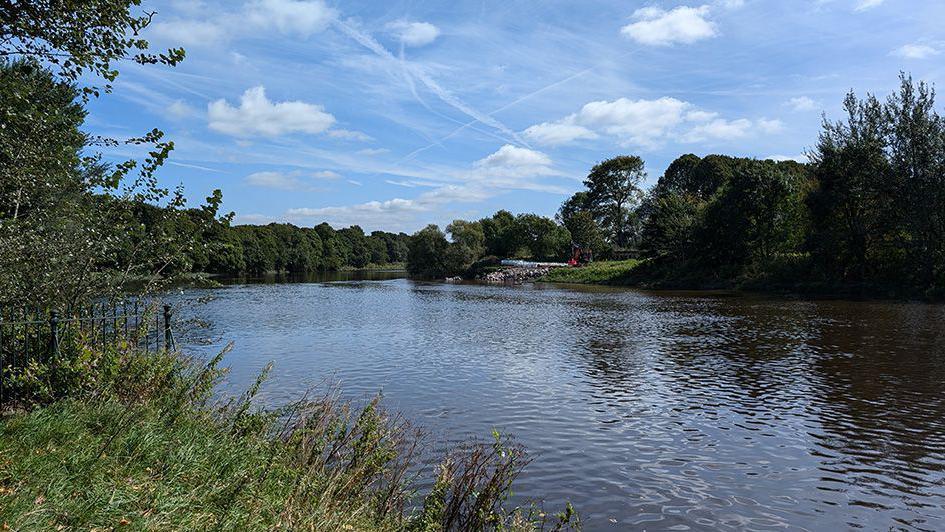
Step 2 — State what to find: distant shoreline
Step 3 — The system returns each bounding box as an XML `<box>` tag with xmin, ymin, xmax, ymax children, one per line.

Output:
<box><xmin>537</xmin><ymin>260</ymin><xmax>944</xmax><ymax>303</ymax></box>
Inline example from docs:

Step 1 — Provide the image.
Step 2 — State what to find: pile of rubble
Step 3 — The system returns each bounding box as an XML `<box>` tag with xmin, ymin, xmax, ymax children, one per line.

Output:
<box><xmin>480</xmin><ymin>267</ymin><xmax>552</xmax><ymax>284</ymax></box>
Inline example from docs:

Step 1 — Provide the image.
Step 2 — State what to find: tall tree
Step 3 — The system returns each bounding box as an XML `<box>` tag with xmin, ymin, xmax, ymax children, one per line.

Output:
<box><xmin>0</xmin><ymin>0</ymin><xmax>185</xmax><ymax>98</ymax></box>
<box><xmin>884</xmin><ymin>74</ymin><xmax>945</xmax><ymax>286</ymax></box>
<box><xmin>480</xmin><ymin>210</ymin><xmax>518</xmax><ymax>258</ymax></box>
<box><xmin>407</xmin><ymin>225</ymin><xmax>450</xmax><ymax>278</ymax></box>
<box><xmin>584</xmin><ymin>156</ymin><xmax>646</xmax><ymax>247</ymax></box>
<box><xmin>808</xmin><ymin>91</ymin><xmax>892</xmax><ymax>281</ymax></box>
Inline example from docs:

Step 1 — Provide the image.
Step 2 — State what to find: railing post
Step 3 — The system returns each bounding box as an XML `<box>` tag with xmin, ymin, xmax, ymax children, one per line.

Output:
<box><xmin>163</xmin><ymin>304</ymin><xmax>173</xmax><ymax>351</ymax></box>
<box><xmin>49</xmin><ymin>311</ymin><xmax>60</xmax><ymax>359</ymax></box>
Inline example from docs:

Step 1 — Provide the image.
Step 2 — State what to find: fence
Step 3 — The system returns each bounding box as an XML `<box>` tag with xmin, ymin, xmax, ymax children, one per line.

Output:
<box><xmin>0</xmin><ymin>300</ymin><xmax>175</xmax><ymax>403</ymax></box>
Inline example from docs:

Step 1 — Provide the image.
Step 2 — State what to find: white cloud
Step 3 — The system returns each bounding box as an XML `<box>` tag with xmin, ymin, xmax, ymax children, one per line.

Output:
<box><xmin>892</xmin><ymin>43</ymin><xmax>940</xmax><ymax>59</ymax></box>
<box><xmin>576</xmin><ymin>97</ymin><xmax>692</xmax><ymax>144</ymax></box>
<box><xmin>334</xmin><ymin>19</ymin><xmax>526</xmax><ymax>146</ymax></box>
<box><xmin>167</xmin><ymin>99</ymin><xmax>197</xmax><ymax>119</ymax></box>
<box><xmin>787</xmin><ymin>96</ymin><xmax>819</xmax><ymax>112</ymax></box>
<box><xmin>313</xmin><ymin>170</ymin><xmax>342</xmax><ymax>180</ymax></box>
<box><xmin>235</xmin><ymin>213</ymin><xmax>275</xmax><ymax>225</ymax></box>
<box><xmin>525</xmin><ymin>97</ymin><xmax>692</xmax><ymax>148</ymax></box>
<box><xmin>475</xmin><ymin>145</ymin><xmax>551</xmax><ymax>171</ymax></box>
<box><xmin>682</xmin><ymin>118</ymin><xmax>753</xmax><ymax>142</ymax></box>
<box><xmin>526</xmin><ymin>97</ymin><xmax>782</xmax><ymax>148</ymax></box>
<box><xmin>245</xmin><ymin>169</ymin><xmax>343</xmax><ymax>190</ymax></box>
<box><xmin>284</xmin><ymin>145</ymin><xmax>561</xmax><ymax>231</ymax></box>
<box><xmin>855</xmin><ymin>0</ymin><xmax>884</xmax><ymax>11</ymax></box>
<box><xmin>757</xmin><ymin>118</ymin><xmax>785</xmax><ymax>134</ymax></box>
<box><xmin>387</xmin><ymin>20</ymin><xmax>441</xmax><ymax>47</ymax></box>
<box><xmin>326</xmin><ymin>129</ymin><xmax>373</xmax><ymax>141</ymax></box>
<box><xmin>246</xmin><ymin>0</ymin><xmax>337</xmax><ymax>38</ymax></box>
<box><xmin>208</xmin><ymin>86</ymin><xmax>335</xmax><ymax>137</ymax></box>
<box><xmin>287</xmin><ymin>197</ymin><xmax>424</xmax><ymax>229</ymax></box>
<box><xmin>245</xmin><ymin>171</ymin><xmax>308</xmax><ymax>190</ymax></box>
<box><xmin>150</xmin><ymin>19</ymin><xmax>228</xmax><ymax>47</ymax></box>
<box><xmin>767</xmin><ymin>154</ymin><xmax>810</xmax><ymax>163</ymax></box>
<box><xmin>148</xmin><ymin>0</ymin><xmax>335</xmax><ymax>47</ymax></box>
<box><xmin>523</xmin><ymin>123</ymin><xmax>598</xmax><ymax>146</ymax></box>
<box><xmin>357</xmin><ymin>148</ymin><xmax>390</xmax><ymax>156</ymax></box>
<box><xmin>621</xmin><ymin>5</ymin><xmax>717</xmax><ymax>46</ymax></box>
<box><xmin>385</xmin><ymin>179</ymin><xmax>441</xmax><ymax>188</ymax></box>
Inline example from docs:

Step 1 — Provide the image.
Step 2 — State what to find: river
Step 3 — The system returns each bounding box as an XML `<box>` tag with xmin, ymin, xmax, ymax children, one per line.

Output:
<box><xmin>174</xmin><ymin>274</ymin><xmax>945</xmax><ymax>531</ymax></box>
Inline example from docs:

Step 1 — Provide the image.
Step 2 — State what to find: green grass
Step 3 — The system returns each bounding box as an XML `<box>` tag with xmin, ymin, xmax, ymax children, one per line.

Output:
<box><xmin>340</xmin><ymin>262</ymin><xmax>407</xmax><ymax>272</ymax></box>
<box><xmin>539</xmin><ymin>260</ymin><xmax>643</xmax><ymax>285</ymax></box>
<box><xmin>0</xmin><ymin>340</ymin><xmax>579</xmax><ymax>531</ymax></box>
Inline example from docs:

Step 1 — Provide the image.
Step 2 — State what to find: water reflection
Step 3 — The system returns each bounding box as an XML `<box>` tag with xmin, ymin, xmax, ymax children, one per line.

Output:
<box><xmin>175</xmin><ymin>279</ymin><xmax>945</xmax><ymax>530</ymax></box>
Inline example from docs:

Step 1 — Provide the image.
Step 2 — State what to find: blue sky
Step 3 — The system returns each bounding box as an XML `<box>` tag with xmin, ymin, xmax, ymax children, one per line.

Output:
<box><xmin>88</xmin><ymin>0</ymin><xmax>945</xmax><ymax>233</ymax></box>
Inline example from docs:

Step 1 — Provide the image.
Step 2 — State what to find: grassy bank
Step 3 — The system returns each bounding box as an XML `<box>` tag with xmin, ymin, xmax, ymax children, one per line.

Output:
<box><xmin>539</xmin><ymin>260</ymin><xmax>643</xmax><ymax>285</ymax></box>
<box><xmin>539</xmin><ymin>257</ymin><xmax>943</xmax><ymax>300</ymax></box>
<box><xmin>340</xmin><ymin>262</ymin><xmax>407</xmax><ymax>272</ymax></box>
<box><xmin>0</xmin><ymin>343</ymin><xmax>577</xmax><ymax>531</ymax></box>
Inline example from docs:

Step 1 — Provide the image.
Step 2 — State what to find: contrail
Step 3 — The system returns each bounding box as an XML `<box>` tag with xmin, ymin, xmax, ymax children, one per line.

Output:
<box><xmin>333</xmin><ymin>18</ymin><xmax>528</xmax><ymax>147</ymax></box>
<box><xmin>395</xmin><ymin>64</ymin><xmax>602</xmax><ymax>165</ymax></box>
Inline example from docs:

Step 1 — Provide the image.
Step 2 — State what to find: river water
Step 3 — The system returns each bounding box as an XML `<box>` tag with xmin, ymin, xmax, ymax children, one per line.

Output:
<box><xmin>175</xmin><ymin>274</ymin><xmax>945</xmax><ymax>531</ymax></box>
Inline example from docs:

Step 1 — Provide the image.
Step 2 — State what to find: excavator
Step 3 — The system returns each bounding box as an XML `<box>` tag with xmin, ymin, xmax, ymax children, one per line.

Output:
<box><xmin>568</xmin><ymin>243</ymin><xmax>593</xmax><ymax>267</ymax></box>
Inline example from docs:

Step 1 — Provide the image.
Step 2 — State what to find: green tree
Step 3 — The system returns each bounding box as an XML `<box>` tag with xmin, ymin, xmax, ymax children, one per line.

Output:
<box><xmin>557</xmin><ymin>191</ymin><xmax>591</xmax><ymax>227</ymax></box>
<box><xmin>0</xmin><ymin>61</ymin><xmax>219</xmax><ymax>308</ymax></box>
<box><xmin>0</xmin><ymin>0</ymin><xmax>185</xmax><ymax>98</ymax></box>
<box><xmin>564</xmin><ymin>211</ymin><xmax>607</xmax><ymax>256</ymax></box>
<box><xmin>696</xmin><ymin>160</ymin><xmax>810</xmax><ymax>267</ymax></box>
<box><xmin>513</xmin><ymin>214</ymin><xmax>571</xmax><ymax>260</ymax></box>
<box><xmin>808</xmin><ymin>91</ymin><xmax>893</xmax><ymax>281</ymax></box>
<box><xmin>480</xmin><ymin>210</ymin><xmax>518</xmax><ymax>258</ymax></box>
<box><xmin>639</xmin><ymin>191</ymin><xmax>701</xmax><ymax>259</ymax></box>
<box><xmin>584</xmin><ymin>156</ymin><xmax>646</xmax><ymax>247</ymax></box>
<box><xmin>407</xmin><ymin>225</ymin><xmax>450</xmax><ymax>278</ymax></box>
<box><xmin>884</xmin><ymin>74</ymin><xmax>945</xmax><ymax>287</ymax></box>
<box><xmin>444</xmin><ymin>220</ymin><xmax>486</xmax><ymax>274</ymax></box>
<box><xmin>338</xmin><ymin>226</ymin><xmax>370</xmax><ymax>268</ymax></box>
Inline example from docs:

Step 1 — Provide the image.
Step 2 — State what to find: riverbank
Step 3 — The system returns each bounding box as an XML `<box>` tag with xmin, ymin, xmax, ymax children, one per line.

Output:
<box><xmin>0</xmin><ymin>343</ymin><xmax>577</xmax><ymax>530</ymax></box>
<box><xmin>538</xmin><ymin>258</ymin><xmax>944</xmax><ymax>301</ymax></box>
<box><xmin>539</xmin><ymin>260</ymin><xmax>642</xmax><ymax>285</ymax></box>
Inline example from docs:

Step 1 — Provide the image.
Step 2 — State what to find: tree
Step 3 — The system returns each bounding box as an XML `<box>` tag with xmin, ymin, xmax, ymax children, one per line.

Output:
<box><xmin>407</xmin><ymin>225</ymin><xmax>450</xmax><ymax>278</ymax></box>
<box><xmin>480</xmin><ymin>210</ymin><xmax>518</xmax><ymax>258</ymax></box>
<box><xmin>696</xmin><ymin>160</ymin><xmax>810</xmax><ymax>267</ymax></box>
<box><xmin>0</xmin><ymin>61</ymin><xmax>220</xmax><ymax>308</ymax></box>
<box><xmin>557</xmin><ymin>191</ymin><xmax>591</xmax><ymax>227</ymax></box>
<box><xmin>0</xmin><ymin>0</ymin><xmax>185</xmax><ymax>98</ymax></box>
<box><xmin>584</xmin><ymin>156</ymin><xmax>646</xmax><ymax>247</ymax></box>
<box><xmin>808</xmin><ymin>91</ymin><xmax>892</xmax><ymax>281</ymax></box>
<box><xmin>639</xmin><ymin>191</ymin><xmax>701</xmax><ymax>259</ymax></box>
<box><xmin>884</xmin><ymin>74</ymin><xmax>945</xmax><ymax>287</ymax></box>
<box><xmin>564</xmin><ymin>211</ymin><xmax>607</xmax><ymax>257</ymax></box>
<box><xmin>0</xmin><ymin>2</ymin><xmax>223</xmax><ymax>309</ymax></box>
<box><xmin>657</xmin><ymin>154</ymin><xmax>702</xmax><ymax>197</ymax></box>
<box><xmin>513</xmin><ymin>214</ymin><xmax>571</xmax><ymax>260</ymax></box>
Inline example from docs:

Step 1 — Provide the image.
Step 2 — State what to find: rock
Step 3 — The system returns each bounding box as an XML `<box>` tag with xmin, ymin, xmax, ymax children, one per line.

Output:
<box><xmin>479</xmin><ymin>266</ymin><xmax>553</xmax><ymax>284</ymax></box>
<box><xmin>445</xmin><ymin>276</ymin><xmax>463</xmax><ymax>282</ymax></box>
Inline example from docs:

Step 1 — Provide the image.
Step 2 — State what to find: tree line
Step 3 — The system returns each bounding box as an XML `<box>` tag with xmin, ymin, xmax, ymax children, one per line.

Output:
<box><xmin>3</xmin><ymin>36</ymin><xmax>943</xmax><ymax>302</ymax></box>
<box><xmin>407</xmin><ymin>75</ymin><xmax>945</xmax><ymax>297</ymax></box>
<box><xmin>138</xmin><ymin>203</ymin><xmax>411</xmax><ymax>276</ymax></box>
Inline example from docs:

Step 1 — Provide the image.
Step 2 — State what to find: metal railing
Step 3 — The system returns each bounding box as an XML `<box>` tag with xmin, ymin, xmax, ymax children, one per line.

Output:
<box><xmin>0</xmin><ymin>300</ymin><xmax>174</xmax><ymax>403</ymax></box>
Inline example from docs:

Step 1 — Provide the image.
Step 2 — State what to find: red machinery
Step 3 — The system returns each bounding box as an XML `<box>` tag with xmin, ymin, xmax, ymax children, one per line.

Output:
<box><xmin>568</xmin><ymin>244</ymin><xmax>593</xmax><ymax>266</ymax></box>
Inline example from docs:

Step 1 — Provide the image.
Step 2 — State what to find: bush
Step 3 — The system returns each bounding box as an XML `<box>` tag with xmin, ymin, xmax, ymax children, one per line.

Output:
<box><xmin>0</xmin><ymin>339</ymin><xmax>580</xmax><ymax>531</ymax></box>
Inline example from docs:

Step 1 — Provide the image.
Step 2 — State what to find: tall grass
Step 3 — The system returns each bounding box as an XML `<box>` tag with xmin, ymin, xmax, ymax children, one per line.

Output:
<box><xmin>0</xmin><ymin>338</ymin><xmax>579</xmax><ymax>531</ymax></box>
<box><xmin>539</xmin><ymin>260</ymin><xmax>642</xmax><ymax>285</ymax></box>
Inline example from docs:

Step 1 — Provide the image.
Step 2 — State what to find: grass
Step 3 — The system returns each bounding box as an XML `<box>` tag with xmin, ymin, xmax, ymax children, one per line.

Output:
<box><xmin>0</xmin><ymin>338</ymin><xmax>579</xmax><ymax>531</ymax></box>
<box><xmin>340</xmin><ymin>262</ymin><xmax>407</xmax><ymax>272</ymax></box>
<box><xmin>539</xmin><ymin>260</ymin><xmax>643</xmax><ymax>285</ymax></box>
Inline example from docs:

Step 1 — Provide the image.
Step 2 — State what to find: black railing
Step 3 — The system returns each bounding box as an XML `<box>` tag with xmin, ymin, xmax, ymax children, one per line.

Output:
<box><xmin>0</xmin><ymin>300</ymin><xmax>174</xmax><ymax>403</ymax></box>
